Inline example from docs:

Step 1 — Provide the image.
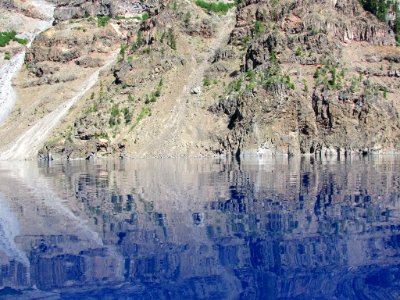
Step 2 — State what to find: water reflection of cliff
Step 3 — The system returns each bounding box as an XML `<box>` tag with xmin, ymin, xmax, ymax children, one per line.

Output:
<box><xmin>0</xmin><ymin>157</ymin><xmax>400</xmax><ymax>299</ymax></box>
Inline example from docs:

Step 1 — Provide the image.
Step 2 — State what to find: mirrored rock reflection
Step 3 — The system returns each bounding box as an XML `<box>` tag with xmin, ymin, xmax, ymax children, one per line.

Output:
<box><xmin>0</xmin><ymin>157</ymin><xmax>400</xmax><ymax>299</ymax></box>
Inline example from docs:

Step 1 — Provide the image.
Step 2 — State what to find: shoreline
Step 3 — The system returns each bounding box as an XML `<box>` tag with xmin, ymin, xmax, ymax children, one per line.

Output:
<box><xmin>3</xmin><ymin>150</ymin><xmax>400</xmax><ymax>162</ymax></box>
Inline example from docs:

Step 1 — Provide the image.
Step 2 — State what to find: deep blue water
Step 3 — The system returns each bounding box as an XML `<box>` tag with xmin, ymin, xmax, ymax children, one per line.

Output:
<box><xmin>0</xmin><ymin>157</ymin><xmax>400</xmax><ymax>299</ymax></box>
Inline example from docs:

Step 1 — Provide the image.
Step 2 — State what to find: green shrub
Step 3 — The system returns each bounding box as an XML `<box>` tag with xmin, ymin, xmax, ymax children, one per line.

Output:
<box><xmin>194</xmin><ymin>0</ymin><xmax>236</xmax><ymax>14</ymax></box>
<box><xmin>245</xmin><ymin>70</ymin><xmax>256</xmax><ymax>81</ymax></box>
<box><xmin>130</xmin><ymin>106</ymin><xmax>151</xmax><ymax>131</ymax></box>
<box><xmin>240</xmin><ymin>36</ymin><xmax>251</xmax><ymax>46</ymax></box>
<box><xmin>172</xmin><ymin>1</ymin><xmax>178</xmax><ymax>11</ymax></box>
<box><xmin>302</xmin><ymin>79</ymin><xmax>308</xmax><ymax>93</ymax></box>
<box><xmin>0</xmin><ymin>31</ymin><xmax>28</xmax><ymax>47</ymax></box>
<box><xmin>123</xmin><ymin>107</ymin><xmax>133</xmax><ymax>124</ymax></box>
<box><xmin>109</xmin><ymin>104</ymin><xmax>121</xmax><ymax>126</ymax></box>
<box><xmin>313</xmin><ymin>67</ymin><xmax>320</xmax><ymax>82</ymax></box>
<box><xmin>282</xmin><ymin>75</ymin><xmax>295</xmax><ymax>90</ymax></box>
<box><xmin>203</xmin><ymin>75</ymin><xmax>211</xmax><ymax>87</ymax></box>
<box><xmin>314</xmin><ymin>65</ymin><xmax>346</xmax><ymax>90</ymax></box>
<box><xmin>167</xmin><ymin>28</ymin><xmax>177</xmax><ymax>50</ymax></box>
<box><xmin>226</xmin><ymin>78</ymin><xmax>243</xmax><ymax>94</ymax></box>
<box><xmin>145</xmin><ymin>94</ymin><xmax>156</xmax><ymax>104</ymax></box>
<box><xmin>254</xmin><ymin>20</ymin><xmax>265</xmax><ymax>36</ymax></box>
<box><xmin>97</xmin><ymin>16</ymin><xmax>111</xmax><ymax>27</ymax></box>
<box><xmin>295</xmin><ymin>47</ymin><xmax>302</xmax><ymax>56</ymax></box>
<box><xmin>329</xmin><ymin>65</ymin><xmax>338</xmax><ymax>89</ymax></box>
<box><xmin>0</xmin><ymin>31</ymin><xmax>16</xmax><ymax>47</ymax></box>
<box><xmin>262</xmin><ymin>59</ymin><xmax>295</xmax><ymax>91</ymax></box>
<box><xmin>143</xmin><ymin>47</ymin><xmax>151</xmax><ymax>55</ymax></box>
<box><xmin>234</xmin><ymin>78</ymin><xmax>242</xmax><ymax>92</ymax></box>
<box><xmin>313</xmin><ymin>68</ymin><xmax>321</xmax><ymax>79</ymax></box>
<box><xmin>13</xmin><ymin>37</ymin><xmax>28</xmax><ymax>45</ymax></box>
<box><xmin>183</xmin><ymin>12</ymin><xmax>191</xmax><ymax>27</ymax></box>
<box><xmin>141</xmin><ymin>13</ymin><xmax>149</xmax><ymax>21</ymax></box>
<box><xmin>4</xmin><ymin>52</ymin><xmax>11</xmax><ymax>60</ymax></box>
<box><xmin>350</xmin><ymin>77</ymin><xmax>359</xmax><ymax>93</ymax></box>
<box><xmin>119</xmin><ymin>43</ymin><xmax>128</xmax><ymax>61</ymax></box>
<box><xmin>155</xmin><ymin>78</ymin><xmax>163</xmax><ymax>96</ymax></box>
<box><xmin>145</xmin><ymin>79</ymin><xmax>163</xmax><ymax>104</ymax></box>
<box><xmin>269</xmin><ymin>50</ymin><xmax>278</xmax><ymax>63</ymax></box>
<box><xmin>131</xmin><ymin>31</ymin><xmax>143</xmax><ymax>52</ymax></box>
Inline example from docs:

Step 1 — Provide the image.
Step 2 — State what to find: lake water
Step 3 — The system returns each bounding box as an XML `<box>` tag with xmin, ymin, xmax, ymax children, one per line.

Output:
<box><xmin>0</xmin><ymin>157</ymin><xmax>399</xmax><ymax>299</ymax></box>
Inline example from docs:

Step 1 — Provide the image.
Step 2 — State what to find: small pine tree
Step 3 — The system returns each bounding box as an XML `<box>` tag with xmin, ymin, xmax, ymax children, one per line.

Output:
<box><xmin>167</xmin><ymin>28</ymin><xmax>177</xmax><ymax>50</ymax></box>
<box><xmin>184</xmin><ymin>12</ymin><xmax>191</xmax><ymax>27</ymax></box>
<box><xmin>377</xmin><ymin>0</ymin><xmax>388</xmax><ymax>21</ymax></box>
<box><xmin>254</xmin><ymin>20</ymin><xmax>265</xmax><ymax>36</ymax></box>
<box><xmin>361</xmin><ymin>0</ymin><xmax>389</xmax><ymax>22</ymax></box>
<box><xmin>137</xmin><ymin>31</ymin><xmax>143</xmax><ymax>47</ymax></box>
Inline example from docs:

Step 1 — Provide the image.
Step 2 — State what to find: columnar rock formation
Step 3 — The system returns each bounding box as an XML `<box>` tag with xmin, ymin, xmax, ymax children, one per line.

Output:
<box><xmin>211</xmin><ymin>0</ymin><xmax>400</xmax><ymax>157</ymax></box>
<box><xmin>52</xmin><ymin>0</ymin><xmax>149</xmax><ymax>23</ymax></box>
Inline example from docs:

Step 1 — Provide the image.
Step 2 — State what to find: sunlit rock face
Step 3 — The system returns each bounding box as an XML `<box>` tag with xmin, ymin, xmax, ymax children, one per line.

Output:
<box><xmin>52</xmin><ymin>0</ymin><xmax>154</xmax><ymax>23</ymax></box>
<box><xmin>0</xmin><ymin>158</ymin><xmax>399</xmax><ymax>298</ymax></box>
<box><xmin>212</xmin><ymin>0</ymin><xmax>400</xmax><ymax>158</ymax></box>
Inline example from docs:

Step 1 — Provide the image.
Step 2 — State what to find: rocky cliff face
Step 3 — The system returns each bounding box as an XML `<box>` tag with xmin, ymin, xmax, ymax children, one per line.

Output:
<box><xmin>42</xmin><ymin>0</ymin><xmax>400</xmax><ymax>159</ymax></box>
<box><xmin>211</xmin><ymin>0</ymin><xmax>400</xmax><ymax>158</ymax></box>
<box><xmin>0</xmin><ymin>0</ymin><xmax>399</xmax><ymax>160</ymax></box>
<box><xmin>52</xmin><ymin>0</ymin><xmax>160</xmax><ymax>23</ymax></box>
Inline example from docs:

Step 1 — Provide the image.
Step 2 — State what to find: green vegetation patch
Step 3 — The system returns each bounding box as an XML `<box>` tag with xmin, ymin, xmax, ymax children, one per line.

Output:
<box><xmin>160</xmin><ymin>28</ymin><xmax>177</xmax><ymax>50</ymax></box>
<box><xmin>123</xmin><ymin>107</ymin><xmax>133</xmax><ymax>124</ymax></box>
<box><xmin>130</xmin><ymin>106</ymin><xmax>151</xmax><ymax>131</ymax></box>
<box><xmin>97</xmin><ymin>16</ymin><xmax>111</xmax><ymax>27</ymax></box>
<box><xmin>314</xmin><ymin>65</ymin><xmax>345</xmax><ymax>91</ymax></box>
<box><xmin>253</xmin><ymin>20</ymin><xmax>265</xmax><ymax>36</ymax></box>
<box><xmin>0</xmin><ymin>31</ymin><xmax>28</xmax><ymax>47</ymax></box>
<box><xmin>109</xmin><ymin>103</ymin><xmax>121</xmax><ymax>127</ymax></box>
<box><xmin>194</xmin><ymin>0</ymin><xmax>236</xmax><ymax>14</ymax></box>
<box><xmin>360</xmin><ymin>0</ymin><xmax>390</xmax><ymax>22</ymax></box>
<box><xmin>145</xmin><ymin>79</ymin><xmax>163</xmax><ymax>104</ymax></box>
<box><xmin>141</xmin><ymin>13</ymin><xmax>149</xmax><ymax>21</ymax></box>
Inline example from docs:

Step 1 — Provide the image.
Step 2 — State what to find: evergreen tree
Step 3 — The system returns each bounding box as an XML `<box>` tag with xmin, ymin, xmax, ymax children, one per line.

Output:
<box><xmin>377</xmin><ymin>0</ymin><xmax>388</xmax><ymax>21</ymax></box>
<box><xmin>363</xmin><ymin>0</ymin><xmax>378</xmax><ymax>15</ymax></box>
<box><xmin>361</xmin><ymin>0</ymin><xmax>387</xmax><ymax>21</ymax></box>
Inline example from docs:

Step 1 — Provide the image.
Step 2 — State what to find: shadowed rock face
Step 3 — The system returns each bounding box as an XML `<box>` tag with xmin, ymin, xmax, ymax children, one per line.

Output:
<box><xmin>0</xmin><ymin>158</ymin><xmax>400</xmax><ymax>298</ymax></box>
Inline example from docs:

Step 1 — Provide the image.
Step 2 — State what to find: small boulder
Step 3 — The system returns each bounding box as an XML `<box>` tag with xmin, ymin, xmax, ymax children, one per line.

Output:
<box><xmin>190</xmin><ymin>87</ymin><xmax>202</xmax><ymax>95</ymax></box>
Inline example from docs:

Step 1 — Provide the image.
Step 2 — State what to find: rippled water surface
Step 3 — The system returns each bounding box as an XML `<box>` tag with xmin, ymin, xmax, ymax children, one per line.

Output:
<box><xmin>0</xmin><ymin>157</ymin><xmax>400</xmax><ymax>299</ymax></box>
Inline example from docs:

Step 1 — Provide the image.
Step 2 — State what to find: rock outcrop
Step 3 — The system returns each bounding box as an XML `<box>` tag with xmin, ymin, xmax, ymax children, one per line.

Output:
<box><xmin>210</xmin><ymin>0</ymin><xmax>400</xmax><ymax>157</ymax></box>
<box><xmin>1</xmin><ymin>0</ymin><xmax>400</xmax><ymax>160</ymax></box>
<box><xmin>51</xmin><ymin>0</ymin><xmax>161</xmax><ymax>23</ymax></box>
<box><xmin>26</xmin><ymin>24</ymin><xmax>118</xmax><ymax>64</ymax></box>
